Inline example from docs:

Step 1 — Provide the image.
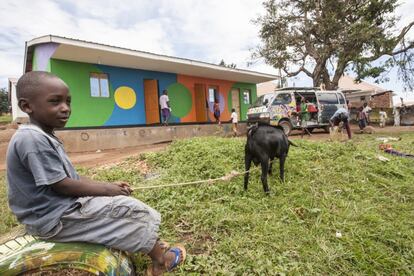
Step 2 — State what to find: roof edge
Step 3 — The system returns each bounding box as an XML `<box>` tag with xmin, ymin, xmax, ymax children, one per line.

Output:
<box><xmin>26</xmin><ymin>35</ymin><xmax>278</xmax><ymax>80</ymax></box>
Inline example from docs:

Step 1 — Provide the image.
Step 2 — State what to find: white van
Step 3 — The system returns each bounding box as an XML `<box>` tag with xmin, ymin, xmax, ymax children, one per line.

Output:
<box><xmin>247</xmin><ymin>87</ymin><xmax>347</xmax><ymax>135</ymax></box>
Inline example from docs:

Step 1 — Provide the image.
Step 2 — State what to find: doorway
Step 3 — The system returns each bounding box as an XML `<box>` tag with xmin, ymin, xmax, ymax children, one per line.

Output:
<box><xmin>195</xmin><ymin>83</ymin><xmax>207</xmax><ymax>122</ymax></box>
<box><xmin>231</xmin><ymin>88</ymin><xmax>241</xmax><ymax>119</ymax></box>
<box><xmin>144</xmin><ymin>79</ymin><xmax>160</xmax><ymax>124</ymax></box>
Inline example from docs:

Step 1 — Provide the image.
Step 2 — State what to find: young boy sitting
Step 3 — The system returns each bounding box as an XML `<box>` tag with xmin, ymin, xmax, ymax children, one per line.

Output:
<box><xmin>6</xmin><ymin>71</ymin><xmax>185</xmax><ymax>275</ymax></box>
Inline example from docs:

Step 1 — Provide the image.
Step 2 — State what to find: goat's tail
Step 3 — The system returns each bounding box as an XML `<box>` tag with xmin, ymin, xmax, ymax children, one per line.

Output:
<box><xmin>289</xmin><ymin>140</ymin><xmax>298</xmax><ymax>147</ymax></box>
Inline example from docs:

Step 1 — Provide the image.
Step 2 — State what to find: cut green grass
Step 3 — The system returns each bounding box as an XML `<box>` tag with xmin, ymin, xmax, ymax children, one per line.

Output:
<box><xmin>0</xmin><ymin>114</ymin><xmax>12</xmax><ymax>124</ymax></box>
<box><xmin>1</xmin><ymin>133</ymin><xmax>413</xmax><ymax>274</ymax></box>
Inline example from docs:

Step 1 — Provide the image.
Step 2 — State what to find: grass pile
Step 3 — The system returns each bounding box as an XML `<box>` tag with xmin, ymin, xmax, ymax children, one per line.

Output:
<box><xmin>1</xmin><ymin>133</ymin><xmax>413</xmax><ymax>274</ymax></box>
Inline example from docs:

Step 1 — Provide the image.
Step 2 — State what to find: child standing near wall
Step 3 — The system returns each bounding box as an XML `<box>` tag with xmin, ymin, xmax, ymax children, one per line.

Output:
<box><xmin>231</xmin><ymin>108</ymin><xmax>238</xmax><ymax>136</ymax></box>
<box><xmin>6</xmin><ymin>71</ymin><xmax>186</xmax><ymax>276</ymax></box>
<box><xmin>213</xmin><ymin>99</ymin><xmax>221</xmax><ymax>124</ymax></box>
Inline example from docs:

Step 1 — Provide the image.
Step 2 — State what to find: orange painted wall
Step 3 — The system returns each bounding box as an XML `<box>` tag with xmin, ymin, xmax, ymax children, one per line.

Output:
<box><xmin>177</xmin><ymin>74</ymin><xmax>234</xmax><ymax>123</ymax></box>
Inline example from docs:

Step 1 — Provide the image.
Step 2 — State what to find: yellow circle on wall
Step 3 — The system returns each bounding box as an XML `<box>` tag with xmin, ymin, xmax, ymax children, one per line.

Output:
<box><xmin>114</xmin><ymin>86</ymin><xmax>136</xmax><ymax>109</ymax></box>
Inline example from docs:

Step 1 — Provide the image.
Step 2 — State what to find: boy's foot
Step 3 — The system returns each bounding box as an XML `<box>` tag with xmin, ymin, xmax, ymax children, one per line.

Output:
<box><xmin>147</xmin><ymin>244</ymin><xmax>186</xmax><ymax>276</ymax></box>
<box><xmin>159</xmin><ymin>240</ymin><xmax>170</xmax><ymax>251</ymax></box>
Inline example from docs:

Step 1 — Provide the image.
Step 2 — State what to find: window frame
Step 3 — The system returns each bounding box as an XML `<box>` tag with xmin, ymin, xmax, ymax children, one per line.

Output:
<box><xmin>317</xmin><ymin>93</ymin><xmax>339</xmax><ymax>105</ymax></box>
<box><xmin>90</xmin><ymin>73</ymin><xmax>110</xmax><ymax>98</ymax></box>
<box><xmin>338</xmin><ymin>93</ymin><xmax>346</xmax><ymax>104</ymax></box>
<box><xmin>272</xmin><ymin>93</ymin><xmax>292</xmax><ymax>105</ymax></box>
<box><xmin>208</xmin><ymin>86</ymin><xmax>218</xmax><ymax>102</ymax></box>
<box><xmin>242</xmin><ymin>89</ymin><xmax>251</xmax><ymax>105</ymax></box>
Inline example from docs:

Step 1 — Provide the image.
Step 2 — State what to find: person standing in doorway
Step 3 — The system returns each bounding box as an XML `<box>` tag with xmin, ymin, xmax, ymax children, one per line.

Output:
<box><xmin>230</xmin><ymin>108</ymin><xmax>238</xmax><ymax>137</ymax></box>
<box><xmin>300</xmin><ymin>97</ymin><xmax>311</xmax><ymax>137</ymax></box>
<box><xmin>159</xmin><ymin>90</ymin><xmax>171</xmax><ymax>126</ymax></box>
<box><xmin>213</xmin><ymin>99</ymin><xmax>221</xmax><ymax>124</ymax></box>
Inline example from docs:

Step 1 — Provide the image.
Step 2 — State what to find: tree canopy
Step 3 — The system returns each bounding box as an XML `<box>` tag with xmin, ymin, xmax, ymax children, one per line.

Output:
<box><xmin>0</xmin><ymin>88</ymin><xmax>9</xmax><ymax>115</ymax></box>
<box><xmin>218</xmin><ymin>59</ymin><xmax>237</xmax><ymax>69</ymax></box>
<box><xmin>254</xmin><ymin>0</ymin><xmax>414</xmax><ymax>90</ymax></box>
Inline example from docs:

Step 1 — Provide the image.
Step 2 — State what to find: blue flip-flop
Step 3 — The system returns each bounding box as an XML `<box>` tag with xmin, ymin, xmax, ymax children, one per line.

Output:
<box><xmin>166</xmin><ymin>245</ymin><xmax>186</xmax><ymax>272</ymax></box>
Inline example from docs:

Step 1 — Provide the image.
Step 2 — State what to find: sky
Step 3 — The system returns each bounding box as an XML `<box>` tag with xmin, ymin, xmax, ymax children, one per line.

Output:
<box><xmin>1</xmin><ymin>0</ymin><xmax>413</xmax><ymax>96</ymax></box>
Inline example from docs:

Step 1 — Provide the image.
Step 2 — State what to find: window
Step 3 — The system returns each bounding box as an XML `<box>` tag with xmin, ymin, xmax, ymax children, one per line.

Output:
<box><xmin>317</xmin><ymin>93</ymin><xmax>338</xmax><ymax>104</ymax></box>
<box><xmin>208</xmin><ymin>87</ymin><xmax>218</xmax><ymax>102</ymax></box>
<box><xmin>90</xmin><ymin>73</ymin><xmax>109</xmax><ymax>97</ymax></box>
<box><xmin>243</xmin><ymin>89</ymin><xmax>251</xmax><ymax>104</ymax></box>
<box><xmin>272</xmin><ymin>93</ymin><xmax>292</xmax><ymax>105</ymax></box>
<box><xmin>338</xmin><ymin>93</ymin><xmax>346</xmax><ymax>104</ymax></box>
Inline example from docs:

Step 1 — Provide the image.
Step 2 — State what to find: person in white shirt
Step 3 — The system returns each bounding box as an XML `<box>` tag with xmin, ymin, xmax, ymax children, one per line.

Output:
<box><xmin>379</xmin><ymin>108</ymin><xmax>388</xmax><ymax>128</ymax></box>
<box><xmin>159</xmin><ymin>90</ymin><xmax>171</xmax><ymax>126</ymax></box>
<box><xmin>393</xmin><ymin>106</ymin><xmax>400</xmax><ymax>126</ymax></box>
<box><xmin>230</xmin><ymin>108</ymin><xmax>238</xmax><ymax>137</ymax></box>
<box><xmin>362</xmin><ymin>102</ymin><xmax>372</xmax><ymax>125</ymax></box>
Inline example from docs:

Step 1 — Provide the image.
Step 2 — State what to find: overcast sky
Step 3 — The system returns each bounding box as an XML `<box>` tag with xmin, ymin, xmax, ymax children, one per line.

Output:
<box><xmin>1</xmin><ymin>0</ymin><xmax>413</xmax><ymax>94</ymax></box>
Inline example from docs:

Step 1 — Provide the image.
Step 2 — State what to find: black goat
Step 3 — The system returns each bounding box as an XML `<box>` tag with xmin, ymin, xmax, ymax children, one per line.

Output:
<box><xmin>244</xmin><ymin>124</ymin><xmax>295</xmax><ymax>194</ymax></box>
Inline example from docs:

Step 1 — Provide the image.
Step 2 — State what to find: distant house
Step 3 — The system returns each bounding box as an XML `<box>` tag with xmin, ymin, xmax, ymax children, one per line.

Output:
<box><xmin>14</xmin><ymin>35</ymin><xmax>277</xmax><ymax>127</ymax></box>
<box><xmin>8</xmin><ymin>78</ymin><xmax>28</xmax><ymax>122</ymax></box>
<box><xmin>338</xmin><ymin>75</ymin><xmax>394</xmax><ymax>108</ymax></box>
<box><xmin>256</xmin><ymin>81</ymin><xmax>280</xmax><ymax>96</ymax></box>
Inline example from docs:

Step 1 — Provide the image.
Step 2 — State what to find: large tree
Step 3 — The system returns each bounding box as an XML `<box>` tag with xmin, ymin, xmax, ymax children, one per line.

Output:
<box><xmin>254</xmin><ymin>0</ymin><xmax>414</xmax><ymax>90</ymax></box>
<box><xmin>0</xmin><ymin>88</ymin><xmax>9</xmax><ymax>116</ymax></box>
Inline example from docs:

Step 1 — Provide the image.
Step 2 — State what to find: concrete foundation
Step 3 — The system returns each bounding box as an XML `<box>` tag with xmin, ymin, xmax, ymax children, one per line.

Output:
<box><xmin>56</xmin><ymin>123</ymin><xmax>247</xmax><ymax>153</ymax></box>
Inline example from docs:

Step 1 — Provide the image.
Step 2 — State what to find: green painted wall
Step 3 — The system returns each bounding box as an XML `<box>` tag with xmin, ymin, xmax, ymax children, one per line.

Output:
<box><xmin>50</xmin><ymin>59</ymin><xmax>114</xmax><ymax>127</ymax></box>
<box><xmin>227</xmin><ymin>83</ymin><xmax>257</xmax><ymax>121</ymax></box>
<box><xmin>167</xmin><ymin>83</ymin><xmax>192</xmax><ymax>118</ymax></box>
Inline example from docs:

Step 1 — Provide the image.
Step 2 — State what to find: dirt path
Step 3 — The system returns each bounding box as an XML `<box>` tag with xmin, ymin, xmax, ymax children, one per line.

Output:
<box><xmin>0</xmin><ymin>125</ymin><xmax>412</xmax><ymax>171</ymax></box>
<box><xmin>0</xmin><ymin>142</ymin><xmax>169</xmax><ymax>171</ymax></box>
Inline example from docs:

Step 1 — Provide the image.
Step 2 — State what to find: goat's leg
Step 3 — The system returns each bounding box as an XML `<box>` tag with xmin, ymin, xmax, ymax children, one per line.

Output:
<box><xmin>268</xmin><ymin>159</ymin><xmax>273</xmax><ymax>175</ymax></box>
<box><xmin>279</xmin><ymin>154</ymin><xmax>286</xmax><ymax>182</ymax></box>
<box><xmin>244</xmin><ymin>155</ymin><xmax>252</xmax><ymax>191</ymax></box>
<box><xmin>260</xmin><ymin>159</ymin><xmax>270</xmax><ymax>194</ymax></box>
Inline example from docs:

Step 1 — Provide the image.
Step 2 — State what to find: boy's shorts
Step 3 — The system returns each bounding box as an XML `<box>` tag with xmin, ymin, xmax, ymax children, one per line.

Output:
<box><xmin>38</xmin><ymin>195</ymin><xmax>161</xmax><ymax>253</ymax></box>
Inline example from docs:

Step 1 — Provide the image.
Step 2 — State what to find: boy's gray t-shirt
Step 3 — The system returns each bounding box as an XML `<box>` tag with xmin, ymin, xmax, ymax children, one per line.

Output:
<box><xmin>6</xmin><ymin>124</ymin><xmax>78</xmax><ymax>236</ymax></box>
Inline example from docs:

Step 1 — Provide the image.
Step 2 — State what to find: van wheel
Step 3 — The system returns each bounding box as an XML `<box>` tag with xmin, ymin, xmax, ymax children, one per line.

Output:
<box><xmin>279</xmin><ymin>120</ymin><xmax>293</xmax><ymax>136</ymax></box>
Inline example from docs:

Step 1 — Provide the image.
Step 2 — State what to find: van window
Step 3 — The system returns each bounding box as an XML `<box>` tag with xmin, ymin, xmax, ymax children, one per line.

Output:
<box><xmin>338</xmin><ymin>93</ymin><xmax>346</xmax><ymax>104</ymax></box>
<box><xmin>272</xmin><ymin>93</ymin><xmax>292</xmax><ymax>105</ymax></box>
<box><xmin>252</xmin><ymin>94</ymin><xmax>273</xmax><ymax>107</ymax></box>
<box><xmin>317</xmin><ymin>93</ymin><xmax>339</xmax><ymax>104</ymax></box>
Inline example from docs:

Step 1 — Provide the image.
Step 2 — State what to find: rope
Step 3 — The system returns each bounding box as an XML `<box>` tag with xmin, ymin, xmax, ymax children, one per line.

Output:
<box><xmin>131</xmin><ymin>167</ymin><xmax>259</xmax><ymax>191</ymax></box>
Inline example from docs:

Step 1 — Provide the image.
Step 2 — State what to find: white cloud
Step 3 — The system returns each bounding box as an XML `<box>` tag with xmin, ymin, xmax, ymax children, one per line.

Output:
<box><xmin>0</xmin><ymin>0</ymin><xmax>412</xmax><ymax>92</ymax></box>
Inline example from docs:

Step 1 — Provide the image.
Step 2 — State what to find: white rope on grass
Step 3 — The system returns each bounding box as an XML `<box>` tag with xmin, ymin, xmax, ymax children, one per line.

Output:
<box><xmin>131</xmin><ymin>167</ymin><xmax>259</xmax><ymax>190</ymax></box>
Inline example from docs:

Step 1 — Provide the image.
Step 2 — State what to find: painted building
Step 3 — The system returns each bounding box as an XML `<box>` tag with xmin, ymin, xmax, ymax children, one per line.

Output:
<box><xmin>19</xmin><ymin>35</ymin><xmax>276</xmax><ymax>128</ymax></box>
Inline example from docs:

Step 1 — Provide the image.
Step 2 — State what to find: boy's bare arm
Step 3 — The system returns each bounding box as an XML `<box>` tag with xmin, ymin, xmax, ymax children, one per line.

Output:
<box><xmin>52</xmin><ymin>177</ymin><xmax>132</xmax><ymax>197</ymax></box>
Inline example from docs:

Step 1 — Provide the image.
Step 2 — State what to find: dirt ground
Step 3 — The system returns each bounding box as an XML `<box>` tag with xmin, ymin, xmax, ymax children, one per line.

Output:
<box><xmin>0</xmin><ymin>125</ymin><xmax>413</xmax><ymax>171</ymax></box>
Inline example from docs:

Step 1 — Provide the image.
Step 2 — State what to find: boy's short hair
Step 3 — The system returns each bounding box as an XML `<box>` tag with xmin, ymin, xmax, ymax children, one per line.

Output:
<box><xmin>231</xmin><ymin>108</ymin><xmax>235</xmax><ymax>112</ymax></box>
<box><xmin>16</xmin><ymin>71</ymin><xmax>59</xmax><ymax>99</ymax></box>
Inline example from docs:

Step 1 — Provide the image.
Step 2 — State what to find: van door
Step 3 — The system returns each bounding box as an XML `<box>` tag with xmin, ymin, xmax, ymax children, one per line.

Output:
<box><xmin>270</xmin><ymin>92</ymin><xmax>293</xmax><ymax>121</ymax></box>
<box><xmin>316</xmin><ymin>92</ymin><xmax>340</xmax><ymax>124</ymax></box>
